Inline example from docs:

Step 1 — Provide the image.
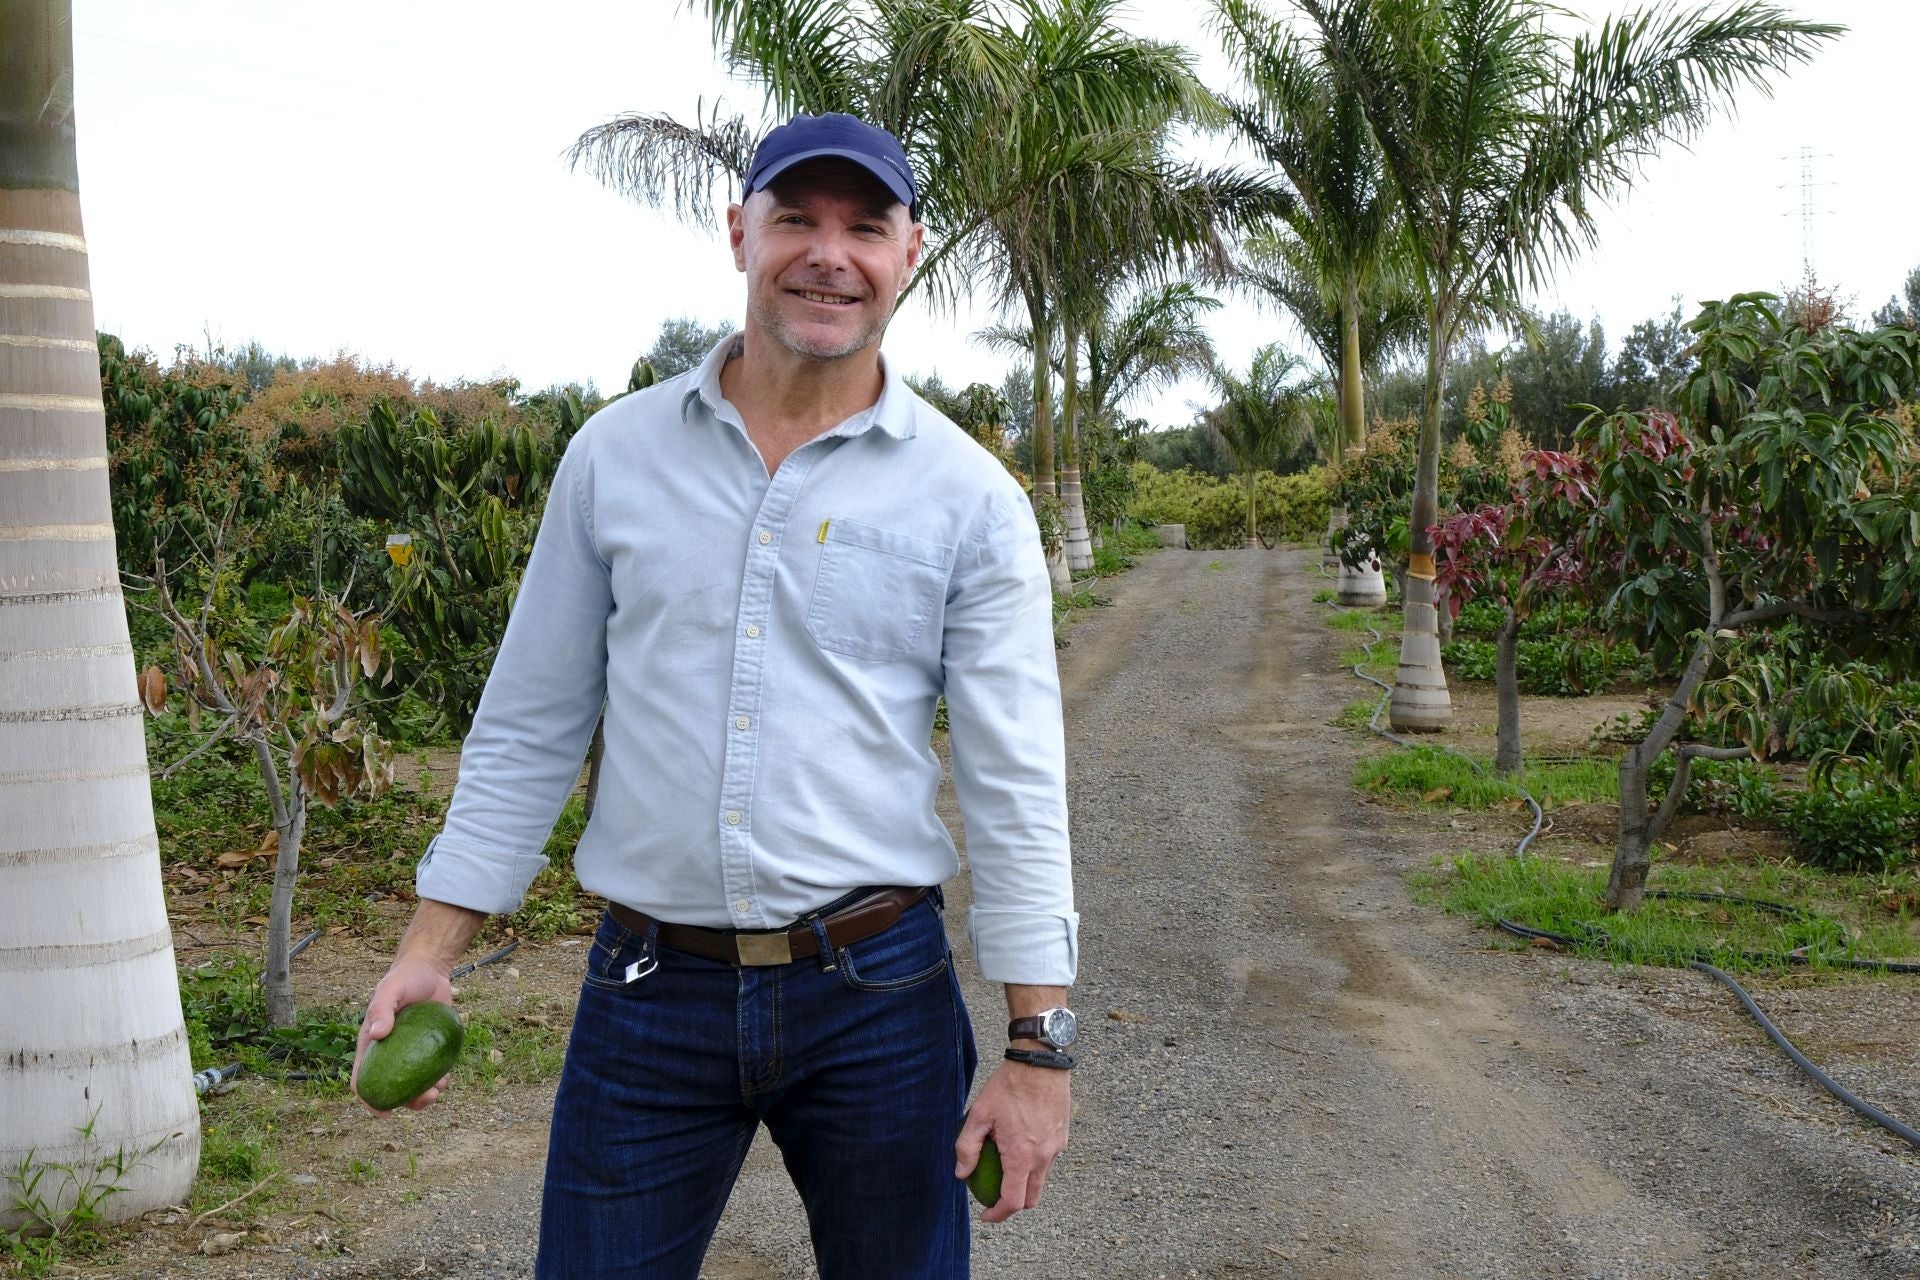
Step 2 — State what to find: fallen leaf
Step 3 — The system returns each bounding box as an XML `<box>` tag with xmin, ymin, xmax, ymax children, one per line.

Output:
<box><xmin>201</xmin><ymin>1231</ymin><xmax>246</xmax><ymax>1257</ymax></box>
<box><xmin>1529</xmin><ymin>936</ymin><xmax>1561</xmax><ymax>949</ymax></box>
<box><xmin>242</xmin><ymin>915</ymin><xmax>268</xmax><ymax>926</ymax></box>
<box><xmin>1422</xmin><ymin>786</ymin><xmax>1454</xmax><ymax>803</ymax></box>
<box><xmin>1107</xmin><ymin>1008</ymin><xmax>1150</xmax><ymax>1024</ymax></box>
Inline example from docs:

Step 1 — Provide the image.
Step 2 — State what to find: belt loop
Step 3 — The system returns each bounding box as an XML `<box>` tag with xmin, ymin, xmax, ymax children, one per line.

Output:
<box><xmin>808</xmin><ymin>916</ymin><xmax>837</xmax><ymax>972</ymax></box>
<box><xmin>927</xmin><ymin>884</ymin><xmax>945</xmax><ymax>913</ymax></box>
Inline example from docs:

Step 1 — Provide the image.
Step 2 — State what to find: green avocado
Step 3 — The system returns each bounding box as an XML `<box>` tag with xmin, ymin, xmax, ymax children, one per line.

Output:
<box><xmin>356</xmin><ymin>1001</ymin><xmax>463</xmax><ymax>1111</ymax></box>
<box><xmin>966</xmin><ymin>1137</ymin><xmax>1003</xmax><ymax>1208</ymax></box>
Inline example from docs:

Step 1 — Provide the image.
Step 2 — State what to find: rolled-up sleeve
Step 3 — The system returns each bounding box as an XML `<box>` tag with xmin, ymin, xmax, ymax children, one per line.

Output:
<box><xmin>942</xmin><ymin>495</ymin><xmax>1077</xmax><ymax>986</ymax></box>
<box><xmin>416</xmin><ymin>436</ymin><xmax>613</xmax><ymax>915</ymax></box>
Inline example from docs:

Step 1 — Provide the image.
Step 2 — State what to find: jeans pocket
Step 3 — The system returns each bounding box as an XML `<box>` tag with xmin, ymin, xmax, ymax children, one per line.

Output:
<box><xmin>582</xmin><ymin>912</ymin><xmax>645</xmax><ymax>991</ymax></box>
<box><xmin>836</xmin><ymin>909</ymin><xmax>951</xmax><ymax>993</ymax></box>
<box><xmin>806</xmin><ymin>519</ymin><xmax>955</xmax><ymax>662</ymax></box>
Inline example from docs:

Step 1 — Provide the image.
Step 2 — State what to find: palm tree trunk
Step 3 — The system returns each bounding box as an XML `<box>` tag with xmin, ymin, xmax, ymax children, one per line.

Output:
<box><xmin>0</xmin><ymin>0</ymin><xmax>200</xmax><ymax>1228</ymax></box>
<box><xmin>1333</xmin><ymin>285</ymin><xmax>1385</xmax><ymax>605</ymax></box>
<box><xmin>1058</xmin><ymin>316</ymin><xmax>1094</xmax><ymax>574</ymax></box>
<box><xmin>1244</xmin><ymin>471</ymin><xmax>1260</xmax><ymax>548</ymax></box>
<box><xmin>1027</xmin><ymin>299</ymin><xmax>1070</xmax><ymax>592</ymax></box>
<box><xmin>1389</xmin><ymin>303</ymin><xmax>1453</xmax><ymax>731</ymax></box>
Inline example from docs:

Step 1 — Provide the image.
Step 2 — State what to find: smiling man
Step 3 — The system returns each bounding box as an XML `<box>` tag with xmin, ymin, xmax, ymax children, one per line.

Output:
<box><xmin>351</xmin><ymin>113</ymin><xmax>1078</xmax><ymax>1279</ymax></box>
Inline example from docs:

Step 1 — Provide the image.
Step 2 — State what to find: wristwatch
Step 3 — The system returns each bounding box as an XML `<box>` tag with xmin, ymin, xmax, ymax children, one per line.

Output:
<box><xmin>1007</xmin><ymin>1007</ymin><xmax>1078</xmax><ymax>1050</ymax></box>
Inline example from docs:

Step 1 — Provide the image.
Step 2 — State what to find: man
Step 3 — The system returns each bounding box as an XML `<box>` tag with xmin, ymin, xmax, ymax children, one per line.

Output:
<box><xmin>352</xmin><ymin>112</ymin><xmax>1078</xmax><ymax>1279</ymax></box>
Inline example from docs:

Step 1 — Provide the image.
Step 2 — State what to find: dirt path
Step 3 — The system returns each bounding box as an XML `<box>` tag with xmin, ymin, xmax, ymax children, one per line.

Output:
<box><xmin>120</xmin><ymin>548</ymin><xmax>1919</xmax><ymax>1278</ymax></box>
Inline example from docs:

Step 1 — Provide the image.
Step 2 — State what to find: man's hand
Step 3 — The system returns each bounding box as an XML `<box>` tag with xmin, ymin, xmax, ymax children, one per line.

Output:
<box><xmin>351</xmin><ymin>956</ymin><xmax>456</xmax><ymax>1113</ymax></box>
<box><xmin>351</xmin><ymin>899</ymin><xmax>483</xmax><ymax>1114</ymax></box>
<box><xmin>954</xmin><ymin>1061</ymin><xmax>1071</xmax><ymax>1223</ymax></box>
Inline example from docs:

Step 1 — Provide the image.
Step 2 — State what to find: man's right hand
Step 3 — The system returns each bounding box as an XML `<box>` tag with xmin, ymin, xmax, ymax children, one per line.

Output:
<box><xmin>352</xmin><ymin>956</ymin><xmax>456</xmax><ymax>1114</ymax></box>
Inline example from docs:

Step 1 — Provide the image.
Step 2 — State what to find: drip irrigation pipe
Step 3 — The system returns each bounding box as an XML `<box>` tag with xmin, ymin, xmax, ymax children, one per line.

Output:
<box><xmin>1326</xmin><ymin>597</ymin><xmax>1920</xmax><ymax>1153</ymax></box>
<box><xmin>451</xmin><ymin>939</ymin><xmax>520</xmax><ymax>980</ymax></box>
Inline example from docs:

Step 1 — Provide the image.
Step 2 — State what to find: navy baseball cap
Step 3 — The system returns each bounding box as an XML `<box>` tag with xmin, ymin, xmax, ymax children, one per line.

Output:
<box><xmin>744</xmin><ymin>112</ymin><xmax>918</xmax><ymax>213</ymax></box>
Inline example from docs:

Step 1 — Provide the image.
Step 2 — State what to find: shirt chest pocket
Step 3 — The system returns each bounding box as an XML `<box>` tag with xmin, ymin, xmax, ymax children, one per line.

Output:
<box><xmin>807</xmin><ymin>519</ymin><xmax>956</xmax><ymax>662</ymax></box>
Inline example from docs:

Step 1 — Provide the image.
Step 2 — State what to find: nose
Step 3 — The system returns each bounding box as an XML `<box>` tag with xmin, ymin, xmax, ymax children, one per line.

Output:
<box><xmin>803</xmin><ymin>225</ymin><xmax>852</xmax><ymax>273</ymax></box>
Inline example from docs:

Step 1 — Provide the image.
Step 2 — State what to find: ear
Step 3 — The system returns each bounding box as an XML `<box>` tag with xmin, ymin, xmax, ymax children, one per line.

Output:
<box><xmin>901</xmin><ymin>220</ymin><xmax>925</xmax><ymax>288</ymax></box>
<box><xmin>727</xmin><ymin>202</ymin><xmax>748</xmax><ymax>273</ymax></box>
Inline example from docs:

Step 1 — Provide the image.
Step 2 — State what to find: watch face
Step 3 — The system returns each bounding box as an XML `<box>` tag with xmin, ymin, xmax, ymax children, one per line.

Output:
<box><xmin>1043</xmin><ymin>1008</ymin><xmax>1078</xmax><ymax>1048</ymax></box>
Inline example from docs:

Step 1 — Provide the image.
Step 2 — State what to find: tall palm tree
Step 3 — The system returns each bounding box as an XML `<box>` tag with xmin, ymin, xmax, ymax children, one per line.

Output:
<box><xmin>1300</xmin><ymin>0</ymin><xmax>1840</xmax><ymax>731</ymax></box>
<box><xmin>1216</xmin><ymin>0</ymin><xmax>1417</xmax><ymax>605</ymax></box>
<box><xmin>1</xmin><ymin>0</ymin><xmax>200</xmax><ymax>1228</ymax></box>
<box><xmin>1207</xmin><ymin>344</ymin><xmax>1315</xmax><ymax>547</ymax></box>
<box><xmin>982</xmin><ymin>278</ymin><xmax>1218</xmax><ymax>560</ymax></box>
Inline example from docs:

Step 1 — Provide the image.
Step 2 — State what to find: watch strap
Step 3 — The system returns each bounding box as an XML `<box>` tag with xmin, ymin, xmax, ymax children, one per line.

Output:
<box><xmin>1004</xmin><ymin>1046</ymin><xmax>1076</xmax><ymax>1070</ymax></box>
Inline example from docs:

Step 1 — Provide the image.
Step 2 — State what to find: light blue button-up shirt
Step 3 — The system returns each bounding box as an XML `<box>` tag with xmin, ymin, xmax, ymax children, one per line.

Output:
<box><xmin>417</xmin><ymin>338</ymin><xmax>1077</xmax><ymax>985</ymax></box>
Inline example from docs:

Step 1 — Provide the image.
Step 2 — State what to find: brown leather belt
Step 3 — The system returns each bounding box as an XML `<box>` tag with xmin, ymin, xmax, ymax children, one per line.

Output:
<box><xmin>607</xmin><ymin>886</ymin><xmax>929</xmax><ymax>967</ymax></box>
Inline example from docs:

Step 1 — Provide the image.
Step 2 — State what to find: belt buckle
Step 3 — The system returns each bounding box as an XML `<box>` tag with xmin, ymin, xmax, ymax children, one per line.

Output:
<box><xmin>734</xmin><ymin>932</ymin><xmax>793</xmax><ymax>966</ymax></box>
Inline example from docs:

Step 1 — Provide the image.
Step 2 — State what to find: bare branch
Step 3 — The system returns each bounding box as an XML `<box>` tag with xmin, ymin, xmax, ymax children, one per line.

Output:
<box><xmin>154</xmin><ymin>713</ymin><xmax>239</xmax><ymax>780</ymax></box>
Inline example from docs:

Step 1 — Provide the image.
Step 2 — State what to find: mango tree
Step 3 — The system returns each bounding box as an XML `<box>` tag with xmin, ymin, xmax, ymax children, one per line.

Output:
<box><xmin>147</xmin><ymin>568</ymin><xmax>392</xmax><ymax>1028</ymax></box>
<box><xmin>1584</xmin><ymin>295</ymin><xmax>1920</xmax><ymax>911</ymax></box>
<box><xmin>1431</xmin><ymin>447</ymin><xmax>1598</xmax><ymax>774</ymax></box>
<box><xmin>336</xmin><ymin>402</ymin><xmax>551</xmax><ymax>732</ymax></box>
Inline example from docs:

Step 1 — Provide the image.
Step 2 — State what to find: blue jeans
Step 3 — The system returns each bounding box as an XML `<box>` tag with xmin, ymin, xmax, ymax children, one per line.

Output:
<box><xmin>535</xmin><ymin>890</ymin><xmax>978</xmax><ymax>1279</ymax></box>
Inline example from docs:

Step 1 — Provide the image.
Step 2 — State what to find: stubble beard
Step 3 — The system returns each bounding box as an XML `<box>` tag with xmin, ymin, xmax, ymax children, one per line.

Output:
<box><xmin>753</xmin><ymin>285</ymin><xmax>897</xmax><ymax>364</ymax></box>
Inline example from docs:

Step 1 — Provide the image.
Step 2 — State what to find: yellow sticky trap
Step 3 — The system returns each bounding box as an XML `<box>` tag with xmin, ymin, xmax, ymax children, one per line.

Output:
<box><xmin>385</xmin><ymin>533</ymin><xmax>413</xmax><ymax>566</ymax></box>
<box><xmin>818</xmin><ymin>520</ymin><xmax>831</xmax><ymax>544</ymax></box>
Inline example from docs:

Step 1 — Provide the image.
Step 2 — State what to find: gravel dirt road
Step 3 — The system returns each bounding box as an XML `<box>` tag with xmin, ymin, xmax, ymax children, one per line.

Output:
<box><xmin>117</xmin><ymin>547</ymin><xmax>1920</xmax><ymax>1278</ymax></box>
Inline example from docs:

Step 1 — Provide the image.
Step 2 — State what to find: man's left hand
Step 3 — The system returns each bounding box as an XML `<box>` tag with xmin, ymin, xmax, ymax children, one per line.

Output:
<box><xmin>954</xmin><ymin>1060</ymin><xmax>1071</xmax><ymax>1222</ymax></box>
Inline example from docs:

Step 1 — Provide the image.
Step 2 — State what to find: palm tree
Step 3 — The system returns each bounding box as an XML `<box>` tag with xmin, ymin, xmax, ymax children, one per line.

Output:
<box><xmin>1</xmin><ymin>0</ymin><xmax>200</xmax><ymax>1228</ymax></box>
<box><xmin>1207</xmin><ymin>344</ymin><xmax>1315</xmax><ymax>547</ymax></box>
<box><xmin>982</xmin><ymin>278</ymin><xmax>1218</xmax><ymax>560</ymax></box>
<box><xmin>1216</xmin><ymin>0</ymin><xmax>1418</xmax><ymax>605</ymax></box>
<box><xmin>1300</xmin><ymin>0</ymin><xmax>1840</xmax><ymax>731</ymax></box>
<box><xmin>570</xmin><ymin>0</ymin><xmax>1282</xmax><ymax>590</ymax></box>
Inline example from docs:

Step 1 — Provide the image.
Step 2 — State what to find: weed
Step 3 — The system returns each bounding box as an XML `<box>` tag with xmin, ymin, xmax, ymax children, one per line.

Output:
<box><xmin>3</xmin><ymin>1111</ymin><xmax>167</xmax><ymax>1276</ymax></box>
<box><xmin>1206</xmin><ymin>560</ymin><xmax>1227</xmax><ymax>571</ymax></box>
<box><xmin>1355</xmin><ymin>746</ymin><xmax>1618</xmax><ymax>808</ymax></box>
<box><xmin>1312</xmin><ymin>587</ymin><xmax>1337</xmax><ymax>604</ymax></box>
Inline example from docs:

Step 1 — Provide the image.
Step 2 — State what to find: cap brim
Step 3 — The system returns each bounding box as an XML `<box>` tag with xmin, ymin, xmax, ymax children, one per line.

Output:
<box><xmin>748</xmin><ymin>147</ymin><xmax>916</xmax><ymax>211</ymax></box>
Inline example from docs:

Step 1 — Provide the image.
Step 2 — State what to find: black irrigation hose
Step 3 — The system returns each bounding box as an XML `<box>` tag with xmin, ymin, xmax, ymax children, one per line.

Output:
<box><xmin>451</xmin><ymin>939</ymin><xmax>520</xmax><ymax>980</ymax></box>
<box><xmin>1495</xmin><ymin>920</ymin><xmax>1920</xmax><ymax>1153</ymax></box>
<box><xmin>1325</xmin><ymin>595</ymin><xmax>1920</xmax><ymax>1154</ymax></box>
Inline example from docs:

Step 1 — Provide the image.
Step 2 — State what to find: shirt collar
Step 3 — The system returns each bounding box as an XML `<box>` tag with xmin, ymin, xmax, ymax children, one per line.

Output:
<box><xmin>680</xmin><ymin>334</ymin><xmax>918</xmax><ymax>441</ymax></box>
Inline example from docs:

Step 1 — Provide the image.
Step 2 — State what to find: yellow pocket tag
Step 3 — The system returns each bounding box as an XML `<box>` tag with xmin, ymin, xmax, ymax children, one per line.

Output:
<box><xmin>818</xmin><ymin>520</ymin><xmax>831</xmax><ymax>544</ymax></box>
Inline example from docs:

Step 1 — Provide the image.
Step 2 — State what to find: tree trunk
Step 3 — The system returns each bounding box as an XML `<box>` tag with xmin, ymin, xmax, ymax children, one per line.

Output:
<box><xmin>0</xmin><ymin>0</ymin><xmax>201</xmax><ymax>1228</ymax></box>
<box><xmin>1340</xmin><ymin>283</ymin><xmax>1365</xmax><ymax>452</ymax></box>
<box><xmin>1323</xmin><ymin>503</ymin><xmax>1345</xmax><ymax>574</ymax></box>
<box><xmin>1389</xmin><ymin>307</ymin><xmax>1454</xmax><ymax>732</ymax></box>
<box><xmin>1058</xmin><ymin>318</ymin><xmax>1093</xmax><ymax>574</ymax></box>
<box><xmin>260</xmin><ymin>754</ymin><xmax>308</xmax><ymax>1031</ymax></box>
<box><xmin>1605</xmin><ymin>631</ymin><xmax>1716</xmax><ymax>912</ymax></box>
<box><xmin>1027</xmin><ymin>304</ymin><xmax>1071</xmax><ymax>593</ymax></box>
<box><xmin>1244</xmin><ymin>471</ymin><xmax>1260</xmax><ymax>548</ymax></box>
<box><xmin>1494</xmin><ymin>608</ymin><xmax>1522</xmax><ymax>775</ymax></box>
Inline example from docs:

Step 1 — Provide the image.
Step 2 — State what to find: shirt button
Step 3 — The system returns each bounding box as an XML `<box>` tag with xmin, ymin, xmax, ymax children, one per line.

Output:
<box><xmin>725</xmin><ymin>810</ymin><xmax>742</xmax><ymax>826</ymax></box>
<box><xmin>757</xmin><ymin>529</ymin><xmax>773</xmax><ymax>545</ymax></box>
<box><xmin>744</xmin><ymin>624</ymin><xmax>760</xmax><ymax>639</ymax></box>
<box><xmin>734</xmin><ymin>716</ymin><xmax>750</xmax><ymax>730</ymax></box>
<box><xmin>733</xmin><ymin>898</ymin><xmax>751</xmax><ymax>913</ymax></box>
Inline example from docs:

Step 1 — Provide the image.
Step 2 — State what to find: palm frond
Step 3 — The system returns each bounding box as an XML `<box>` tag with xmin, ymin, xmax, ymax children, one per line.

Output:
<box><xmin>566</xmin><ymin>102</ymin><xmax>760</xmax><ymax>227</ymax></box>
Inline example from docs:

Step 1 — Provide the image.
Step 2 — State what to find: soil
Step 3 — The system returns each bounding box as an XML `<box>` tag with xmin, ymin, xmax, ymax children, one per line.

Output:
<box><xmin>95</xmin><ymin>548</ymin><xmax>1920</xmax><ymax>1278</ymax></box>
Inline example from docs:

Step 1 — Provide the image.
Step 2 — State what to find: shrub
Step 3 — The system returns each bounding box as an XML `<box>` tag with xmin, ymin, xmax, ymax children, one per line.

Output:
<box><xmin>1785</xmin><ymin>779</ymin><xmax>1918</xmax><ymax>873</ymax></box>
<box><xmin>1126</xmin><ymin>462</ymin><xmax>1330</xmax><ymax>548</ymax></box>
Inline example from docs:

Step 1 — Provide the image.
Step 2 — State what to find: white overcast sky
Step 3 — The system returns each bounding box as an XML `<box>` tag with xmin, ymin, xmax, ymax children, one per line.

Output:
<box><xmin>71</xmin><ymin>0</ymin><xmax>1917</xmax><ymax>426</ymax></box>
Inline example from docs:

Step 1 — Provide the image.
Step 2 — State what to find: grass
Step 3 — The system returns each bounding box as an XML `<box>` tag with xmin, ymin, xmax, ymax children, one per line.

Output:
<box><xmin>1420</xmin><ymin>852</ymin><xmax>1920</xmax><ymax>973</ymax></box>
<box><xmin>1355</xmin><ymin>745</ymin><xmax>1619</xmax><ymax>809</ymax></box>
<box><xmin>1333</xmin><ymin>698</ymin><xmax>1379</xmax><ymax>731</ymax></box>
<box><xmin>1322</xmin><ymin>607</ymin><xmax>1382</xmax><ymax>632</ymax></box>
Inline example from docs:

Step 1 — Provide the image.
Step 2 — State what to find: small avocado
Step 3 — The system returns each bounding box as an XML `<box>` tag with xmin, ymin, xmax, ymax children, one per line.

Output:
<box><xmin>356</xmin><ymin>1001</ymin><xmax>463</xmax><ymax>1111</ymax></box>
<box><xmin>966</xmin><ymin>1137</ymin><xmax>1003</xmax><ymax>1208</ymax></box>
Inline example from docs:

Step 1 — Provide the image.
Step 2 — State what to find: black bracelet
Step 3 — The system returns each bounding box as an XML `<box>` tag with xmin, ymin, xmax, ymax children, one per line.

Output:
<box><xmin>1004</xmin><ymin>1046</ymin><xmax>1076</xmax><ymax>1070</ymax></box>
